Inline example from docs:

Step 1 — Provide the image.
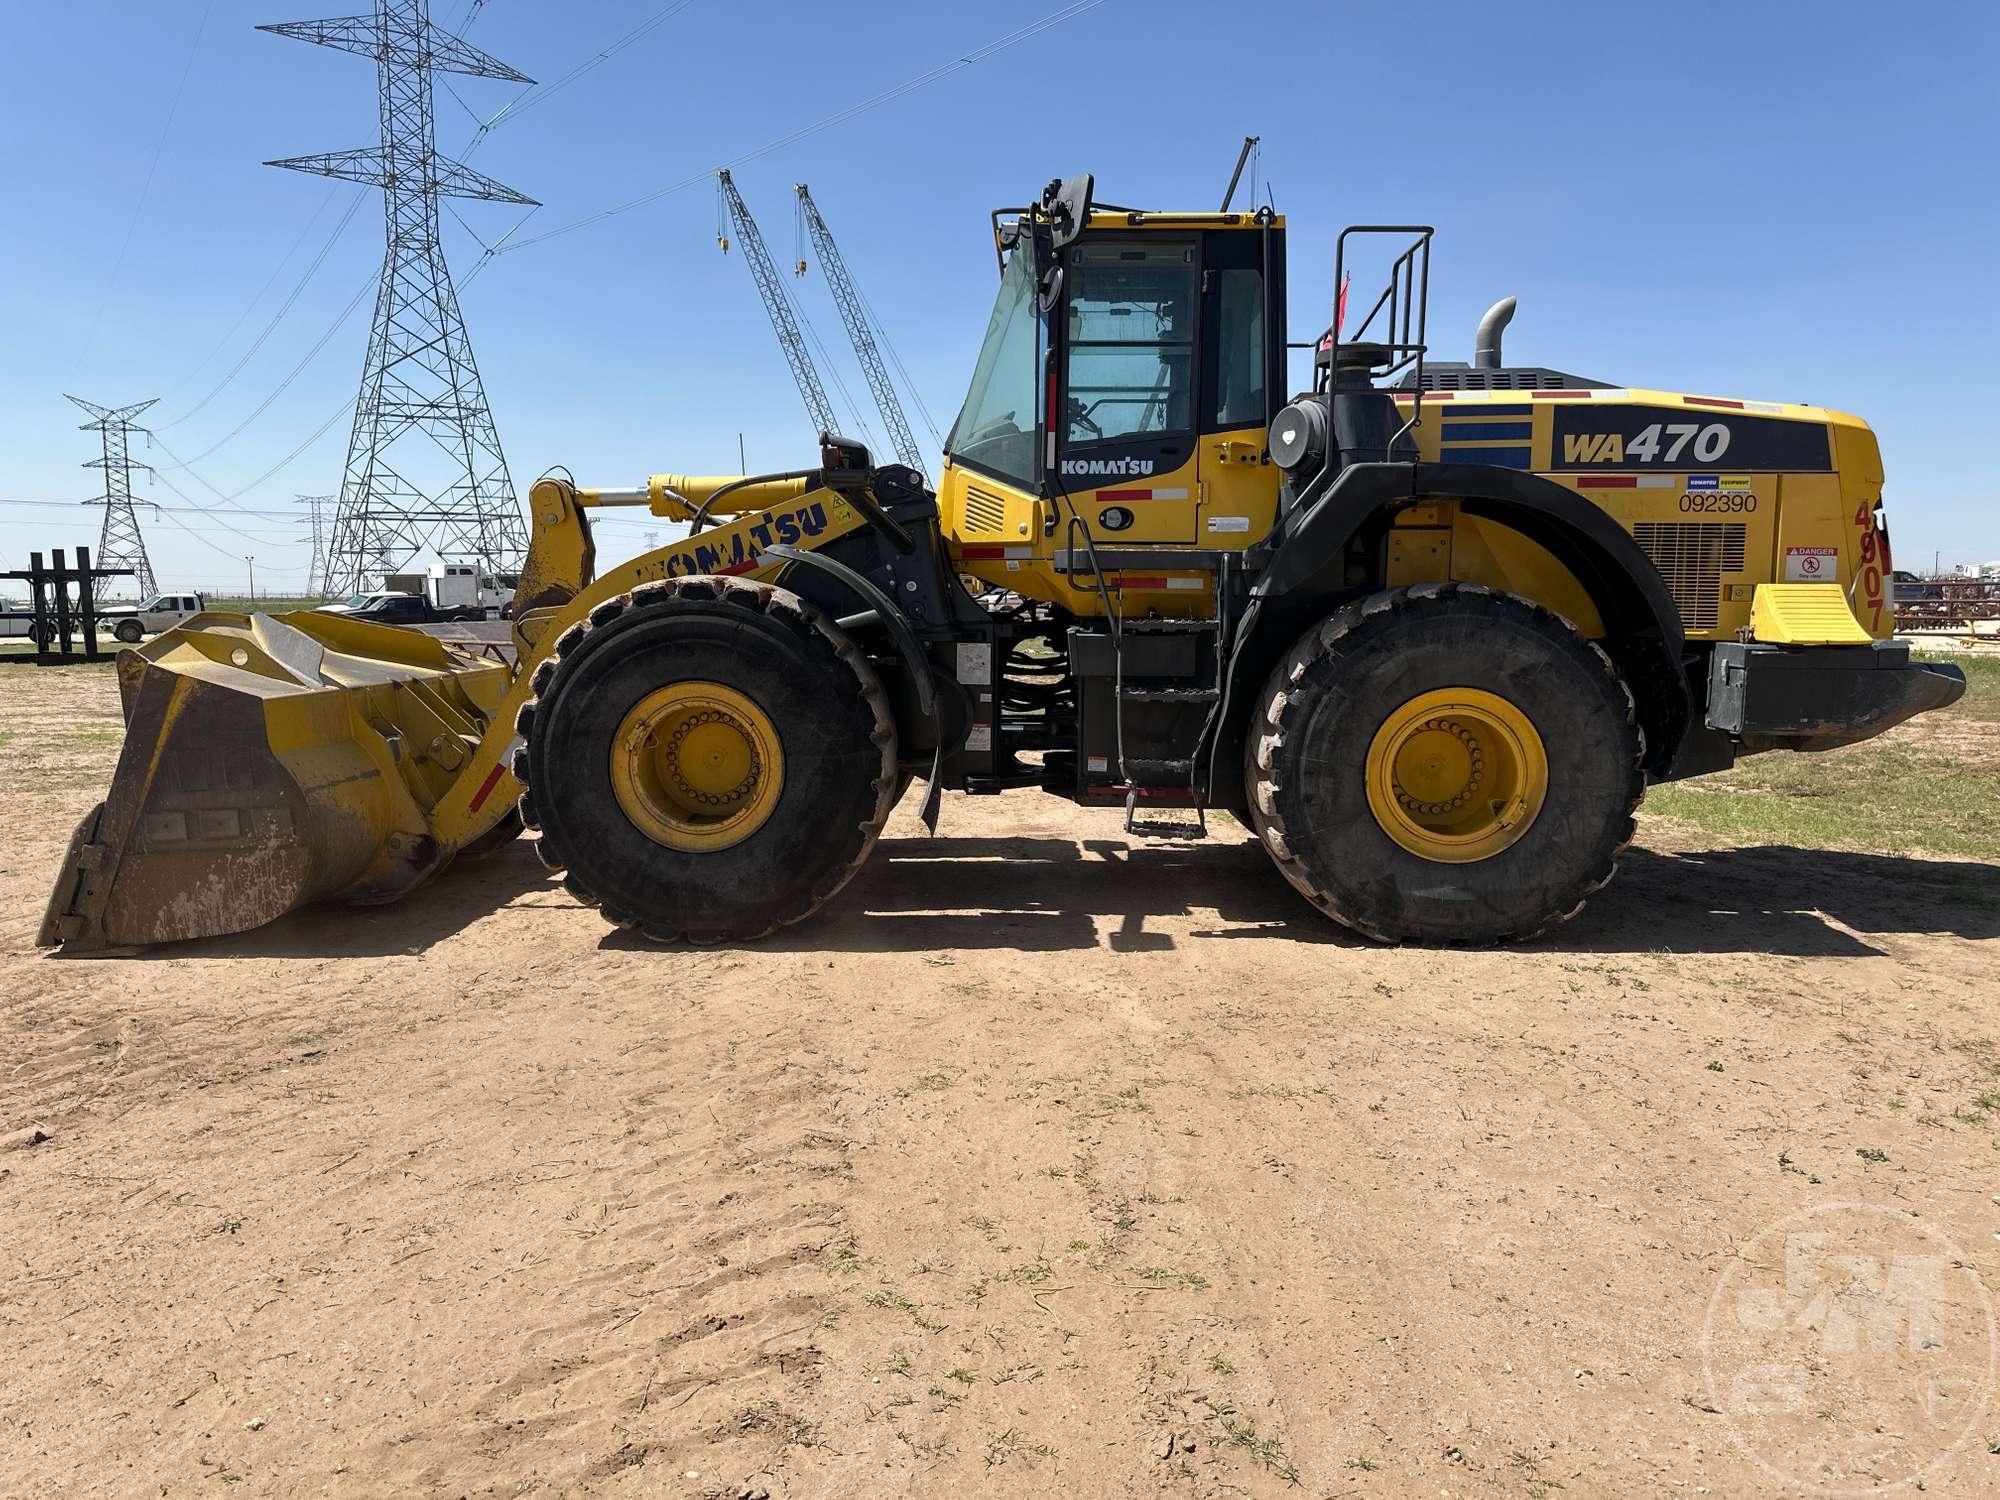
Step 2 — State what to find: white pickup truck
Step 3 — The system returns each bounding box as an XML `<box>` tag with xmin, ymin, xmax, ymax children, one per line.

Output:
<box><xmin>99</xmin><ymin>592</ymin><xmax>208</xmax><ymax>643</ymax></box>
<box><xmin>2</xmin><ymin>592</ymin><xmax>206</xmax><ymax>644</ymax></box>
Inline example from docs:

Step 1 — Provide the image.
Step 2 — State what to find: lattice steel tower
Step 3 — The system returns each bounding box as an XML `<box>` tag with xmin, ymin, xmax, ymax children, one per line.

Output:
<box><xmin>66</xmin><ymin>395</ymin><xmax>159</xmax><ymax>597</ymax></box>
<box><xmin>717</xmin><ymin>170</ymin><xmax>840</xmax><ymax>442</ymax></box>
<box><xmin>261</xmin><ymin>1</ymin><xmax>536</xmax><ymax>593</ymax></box>
<box><xmin>794</xmin><ymin>185</ymin><xmax>928</xmax><ymax>480</ymax></box>
<box><xmin>297</xmin><ymin>493</ymin><xmax>333</xmax><ymax>597</ymax></box>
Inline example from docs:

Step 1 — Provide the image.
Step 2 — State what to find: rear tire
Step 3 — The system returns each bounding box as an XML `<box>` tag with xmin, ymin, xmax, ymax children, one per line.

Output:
<box><xmin>1245</xmin><ymin>583</ymin><xmax>1643</xmax><ymax>944</ymax></box>
<box><xmin>514</xmin><ymin>577</ymin><xmax>898</xmax><ymax>943</ymax></box>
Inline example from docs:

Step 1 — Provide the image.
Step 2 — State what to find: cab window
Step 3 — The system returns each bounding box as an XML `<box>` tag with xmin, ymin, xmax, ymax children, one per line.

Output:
<box><xmin>1063</xmin><ymin>243</ymin><xmax>1196</xmax><ymax>444</ymax></box>
<box><xmin>1209</xmin><ymin>268</ymin><xmax>1265</xmax><ymax>428</ymax></box>
<box><xmin>945</xmin><ymin>245</ymin><xmax>1041</xmax><ymax>490</ymax></box>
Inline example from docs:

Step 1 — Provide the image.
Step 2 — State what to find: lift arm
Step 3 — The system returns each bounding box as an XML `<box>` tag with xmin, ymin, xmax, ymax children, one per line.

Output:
<box><xmin>794</xmin><ymin>184</ymin><xmax>929</xmax><ymax>482</ymax></box>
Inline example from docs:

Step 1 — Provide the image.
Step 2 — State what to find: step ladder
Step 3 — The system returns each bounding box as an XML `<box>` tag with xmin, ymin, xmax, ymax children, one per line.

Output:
<box><xmin>1058</xmin><ymin>524</ymin><xmax>1239</xmax><ymax>840</ymax></box>
<box><xmin>1113</xmin><ymin>615</ymin><xmax>1225</xmax><ymax>840</ymax></box>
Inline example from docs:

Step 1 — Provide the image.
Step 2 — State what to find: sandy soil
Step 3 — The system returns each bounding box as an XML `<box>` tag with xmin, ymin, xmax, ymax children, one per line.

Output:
<box><xmin>3</xmin><ymin>664</ymin><xmax>1997</xmax><ymax>1498</ymax></box>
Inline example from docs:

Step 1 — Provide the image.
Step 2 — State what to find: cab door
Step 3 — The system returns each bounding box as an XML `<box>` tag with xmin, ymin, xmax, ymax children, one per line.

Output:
<box><xmin>1194</xmin><ymin>226</ymin><xmax>1283</xmax><ymax>549</ymax></box>
<box><xmin>1056</xmin><ymin>238</ymin><xmax>1200</xmax><ymax>543</ymax></box>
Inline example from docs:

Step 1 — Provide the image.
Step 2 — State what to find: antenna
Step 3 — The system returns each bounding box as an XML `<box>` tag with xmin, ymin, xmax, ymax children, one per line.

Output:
<box><xmin>66</xmin><ymin>395</ymin><xmax>159</xmax><ymax>597</ymax></box>
<box><xmin>261</xmin><ymin>0</ymin><xmax>537</xmax><ymax>594</ymax></box>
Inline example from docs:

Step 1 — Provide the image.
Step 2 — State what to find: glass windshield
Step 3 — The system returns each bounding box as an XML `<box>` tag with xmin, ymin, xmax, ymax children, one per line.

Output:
<box><xmin>945</xmin><ymin>244</ymin><xmax>1040</xmax><ymax>489</ymax></box>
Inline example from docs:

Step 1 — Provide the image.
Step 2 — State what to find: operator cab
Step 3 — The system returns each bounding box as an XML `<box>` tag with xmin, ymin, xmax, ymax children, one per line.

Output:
<box><xmin>939</xmin><ymin>173</ymin><xmax>1287</xmax><ymax>610</ymax></box>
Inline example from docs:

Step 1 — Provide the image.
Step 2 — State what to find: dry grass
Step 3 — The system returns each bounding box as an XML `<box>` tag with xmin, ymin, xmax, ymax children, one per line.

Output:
<box><xmin>1645</xmin><ymin>652</ymin><xmax>1999</xmax><ymax>860</ymax></box>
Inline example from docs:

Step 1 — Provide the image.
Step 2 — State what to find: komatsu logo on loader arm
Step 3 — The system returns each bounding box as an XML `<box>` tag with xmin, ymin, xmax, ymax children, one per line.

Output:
<box><xmin>657</xmin><ymin>500</ymin><xmax>831</xmax><ymax>579</ymax></box>
<box><xmin>1060</xmin><ymin>457</ymin><xmax>1155</xmax><ymax>478</ymax></box>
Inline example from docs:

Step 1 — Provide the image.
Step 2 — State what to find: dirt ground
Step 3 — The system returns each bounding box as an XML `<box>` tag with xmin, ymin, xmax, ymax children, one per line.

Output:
<box><xmin>3</xmin><ymin>664</ymin><xmax>1997</xmax><ymax>1498</ymax></box>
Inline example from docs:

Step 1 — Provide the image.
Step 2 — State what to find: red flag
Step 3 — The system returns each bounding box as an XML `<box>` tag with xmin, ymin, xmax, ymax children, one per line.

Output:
<box><xmin>1336</xmin><ymin>273</ymin><xmax>1350</xmax><ymax>338</ymax></box>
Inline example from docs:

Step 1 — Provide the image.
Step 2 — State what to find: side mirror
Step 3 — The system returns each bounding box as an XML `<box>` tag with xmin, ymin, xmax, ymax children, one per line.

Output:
<box><xmin>1039</xmin><ymin>172</ymin><xmax>1094</xmax><ymax>250</ymax></box>
<box><xmin>1037</xmin><ymin>262</ymin><xmax>1065</xmax><ymax>313</ymax></box>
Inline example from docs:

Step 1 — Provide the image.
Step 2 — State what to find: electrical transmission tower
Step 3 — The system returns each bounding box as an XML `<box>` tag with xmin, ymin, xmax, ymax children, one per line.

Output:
<box><xmin>297</xmin><ymin>493</ymin><xmax>333</xmax><ymax>596</ymax></box>
<box><xmin>261</xmin><ymin>0</ymin><xmax>536</xmax><ymax>594</ymax></box>
<box><xmin>794</xmin><ymin>185</ymin><xmax>928</xmax><ymax>480</ymax></box>
<box><xmin>717</xmin><ymin>170</ymin><xmax>840</xmax><ymax>443</ymax></box>
<box><xmin>66</xmin><ymin>396</ymin><xmax>159</xmax><ymax>597</ymax></box>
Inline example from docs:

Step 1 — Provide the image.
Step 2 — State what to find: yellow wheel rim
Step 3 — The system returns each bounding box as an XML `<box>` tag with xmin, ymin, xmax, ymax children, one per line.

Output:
<box><xmin>609</xmin><ymin>681</ymin><xmax>784</xmax><ymax>852</ymax></box>
<box><xmin>1364</xmin><ymin>687</ymin><xmax>1548</xmax><ymax>864</ymax></box>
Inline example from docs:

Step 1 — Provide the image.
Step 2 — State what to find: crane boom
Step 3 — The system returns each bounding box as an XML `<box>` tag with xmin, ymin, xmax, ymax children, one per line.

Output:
<box><xmin>717</xmin><ymin>170</ymin><xmax>840</xmax><ymax>442</ymax></box>
<box><xmin>795</xmin><ymin>184</ymin><xmax>929</xmax><ymax>481</ymax></box>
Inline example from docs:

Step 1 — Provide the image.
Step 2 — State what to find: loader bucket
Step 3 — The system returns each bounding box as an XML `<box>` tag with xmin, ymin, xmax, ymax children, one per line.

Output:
<box><xmin>40</xmin><ymin>612</ymin><xmax>513</xmax><ymax>953</ymax></box>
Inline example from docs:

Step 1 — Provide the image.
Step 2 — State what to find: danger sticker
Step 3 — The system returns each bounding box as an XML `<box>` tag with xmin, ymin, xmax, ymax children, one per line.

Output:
<box><xmin>1784</xmin><ymin>546</ymin><xmax>1838</xmax><ymax>581</ymax></box>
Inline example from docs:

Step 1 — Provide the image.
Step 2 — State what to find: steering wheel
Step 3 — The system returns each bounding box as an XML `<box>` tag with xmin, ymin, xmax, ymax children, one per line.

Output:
<box><xmin>1066</xmin><ymin>396</ymin><xmax>1102</xmax><ymax>440</ymax></box>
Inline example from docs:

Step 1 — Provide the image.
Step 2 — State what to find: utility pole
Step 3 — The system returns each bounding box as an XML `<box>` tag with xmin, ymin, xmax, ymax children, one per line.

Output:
<box><xmin>261</xmin><ymin>0</ymin><xmax>537</xmax><ymax>595</ymax></box>
<box><xmin>245</xmin><ymin>555</ymin><xmax>257</xmax><ymax>601</ymax></box>
<box><xmin>297</xmin><ymin>493</ymin><xmax>333</xmax><ymax>596</ymax></box>
<box><xmin>66</xmin><ymin>396</ymin><xmax>159</xmax><ymax>597</ymax></box>
<box><xmin>717</xmin><ymin>170</ymin><xmax>840</xmax><ymax>443</ymax></box>
<box><xmin>794</xmin><ymin>185</ymin><xmax>929</xmax><ymax>480</ymax></box>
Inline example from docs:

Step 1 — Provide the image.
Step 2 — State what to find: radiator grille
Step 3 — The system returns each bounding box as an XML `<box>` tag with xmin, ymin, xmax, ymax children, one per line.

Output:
<box><xmin>1631</xmin><ymin>522</ymin><xmax>1746</xmax><ymax>631</ymax></box>
<box><xmin>962</xmin><ymin>486</ymin><xmax>1008</xmax><ymax>536</ymax></box>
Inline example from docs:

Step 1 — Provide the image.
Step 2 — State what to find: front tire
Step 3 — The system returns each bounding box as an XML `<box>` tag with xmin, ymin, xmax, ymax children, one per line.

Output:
<box><xmin>513</xmin><ymin>577</ymin><xmax>898</xmax><ymax>943</ymax></box>
<box><xmin>1245</xmin><ymin>583</ymin><xmax>1643</xmax><ymax>944</ymax></box>
<box><xmin>114</xmin><ymin>620</ymin><xmax>143</xmax><ymax>643</ymax></box>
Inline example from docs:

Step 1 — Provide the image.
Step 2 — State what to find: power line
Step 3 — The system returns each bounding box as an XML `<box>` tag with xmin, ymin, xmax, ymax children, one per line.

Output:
<box><xmin>461</xmin><ymin>0</ymin><xmax>698</xmax><ymax>160</ymax></box>
<box><xmin>159</xmin><ymin>188</ymin><xmax>341</xmax><ymax>402</ymax></box>
<box><xmin>157</xmin><ymin>192</ymin><xmax>368</xmax><ymax>430</ymax></box>
<box><xmin>497</xmin><ymin>0</ymin><xmax>1108</xmax><ymax>256</ymax></box>
<box><xmin>69</xmin><ymin>1</ymin><xmax>218</xmax><ymax>380</ymax></box>
<box><xmin>142</xmin><ymin>0</ymin><xmax>515</xmax><ymax>485</ymax></box>
<box><xmin>0</xmin><ymin>497</ymin><xmax>304</xmax><ymax>520</ymax></box>
<box><xmin>153</xmin><ymin>271</ymin><xmax>375</xmax><ymax>469</ymax></box>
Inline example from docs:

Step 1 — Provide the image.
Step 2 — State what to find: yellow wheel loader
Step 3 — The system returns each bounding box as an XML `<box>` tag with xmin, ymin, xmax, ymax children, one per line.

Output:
<box><xmin>42</xmin><ymin>172</ymin><xmax>1966</xmax><ymax>954</ymax></box>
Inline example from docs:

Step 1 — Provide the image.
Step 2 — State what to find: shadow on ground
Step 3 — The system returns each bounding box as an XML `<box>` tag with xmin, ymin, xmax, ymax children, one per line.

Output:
<box><xmin>117</xmin><ymin>832</ymin><xmax>2000</xmax><ymax>962</ymax></box>
<box><xmin>666</xmin><ymin>835</ymin><xmax>2000</xmax><ymax>960</ymax></box>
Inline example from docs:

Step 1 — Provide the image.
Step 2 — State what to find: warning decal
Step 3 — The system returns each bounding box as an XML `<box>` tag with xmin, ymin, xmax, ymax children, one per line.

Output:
<box><xmin>1784</xmin><ymin>546</ymin><xmax>1838</xmax><ymax>581</ymax></box>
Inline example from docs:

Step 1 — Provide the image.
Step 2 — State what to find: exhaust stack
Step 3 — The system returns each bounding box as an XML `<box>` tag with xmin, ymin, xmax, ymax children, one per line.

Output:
<box><xmin>1474</xmin><ymin>296</ymin><xmax>1517</xmax><ymax>369</ymax></box>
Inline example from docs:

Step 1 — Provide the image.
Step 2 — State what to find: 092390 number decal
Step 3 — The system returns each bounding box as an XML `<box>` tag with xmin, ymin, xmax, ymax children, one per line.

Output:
<box><xmin>1678</xmin><ymin>491</ymin><xmax>1756</xmax><ymax>513</ymax></box>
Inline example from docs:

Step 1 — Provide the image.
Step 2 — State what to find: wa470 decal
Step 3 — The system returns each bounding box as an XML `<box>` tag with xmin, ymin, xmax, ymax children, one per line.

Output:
<box><xmin>1550</xmin><ymin>406</ymin><xmax>1831</xmax><ymax>471</ymax></box>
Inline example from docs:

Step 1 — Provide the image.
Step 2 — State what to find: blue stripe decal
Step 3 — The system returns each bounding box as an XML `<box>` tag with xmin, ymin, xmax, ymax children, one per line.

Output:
<box><xmin>1440</xmin><ymin>403</ymin><xmax>1533</xmax><ymax>416</ymax></box>
<box><xmin>1438</xmin><ymin>446</ymin><xmax>1533</xmax><ymax>469</ymax></box>
<box><xmin>1440</xmin><ymin>421</ymin><xmax>1532</xmax><ymax>441</ymax></box>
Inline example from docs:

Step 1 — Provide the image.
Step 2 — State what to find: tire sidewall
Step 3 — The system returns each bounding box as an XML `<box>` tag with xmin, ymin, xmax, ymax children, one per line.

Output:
<box><xmin>531</xmin><ymin>596</ymin><xmax>887</xmax><ymax>939</ymax></box>
<box><xmin>1257</xmin><ymin>594</ymin><xmax>1639</xmax><ymax>942</ymax></box>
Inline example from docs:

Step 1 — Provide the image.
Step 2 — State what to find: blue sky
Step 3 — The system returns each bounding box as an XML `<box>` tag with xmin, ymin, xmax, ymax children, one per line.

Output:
<box><xmin>3</xmin><ymin>0</ymin><xmax>1996</xmax><ymax>593</ymax></box>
